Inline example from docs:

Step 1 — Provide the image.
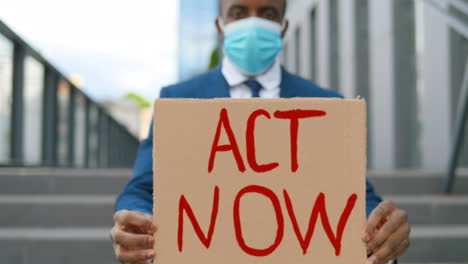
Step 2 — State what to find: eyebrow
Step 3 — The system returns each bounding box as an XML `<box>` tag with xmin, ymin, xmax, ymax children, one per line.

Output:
<box><xmin>227</xmin><ymin>4</ymin><xmax>248</xmax><ymax>11</ymax></box>
<box><xmin>258</xmin><ymin>5</ymin><xmax>281</xmax><ymax>15</ymax></box>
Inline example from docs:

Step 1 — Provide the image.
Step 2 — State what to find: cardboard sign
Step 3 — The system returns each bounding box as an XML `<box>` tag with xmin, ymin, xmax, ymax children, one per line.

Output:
<box><xmin>153</xmin><ymin>98</ymin><xmax>367</xmax><ymax>264</ymax></box>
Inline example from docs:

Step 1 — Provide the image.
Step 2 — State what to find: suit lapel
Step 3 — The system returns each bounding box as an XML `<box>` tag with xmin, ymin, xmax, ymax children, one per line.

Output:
<box><xmin>200</xmin><ymin>66</ymin><xmax>231</xmax><ymax>99</ymax></box>
<box><xmin>280</xmin><ymin>67</ymin><xmax>299</xmax><ymax>98</ymax></box>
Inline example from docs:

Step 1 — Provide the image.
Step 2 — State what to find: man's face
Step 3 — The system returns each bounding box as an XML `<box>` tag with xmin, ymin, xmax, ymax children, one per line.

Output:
<box><xmin>220</xmin><ymin>0</ymin><xmax>285</xmax><ymax>24</ymax></box>
<box><xmin>217</xmin><ymin>0</ymin><xmax>288</xmax><ymax>39</ymax></box>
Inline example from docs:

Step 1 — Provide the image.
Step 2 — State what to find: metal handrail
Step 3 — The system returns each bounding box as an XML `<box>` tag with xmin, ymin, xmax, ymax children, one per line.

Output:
<box><xmin>0</xmin><ymin>19</ymin><xmax>140</xmax><ymax>168</ymax></box>
<box><xmin>446</xmin><ymin>56</ymin><xmax>468</xmax><ymax>193</ymax></box>
<box><xmin>0</xmin><ymin>20</ymin><xmax>134</xmax><ymax>137</ymax></box>
<box><xmin>421</xmin><ymin>0</ymin><xmax>468</xmax><ymax>193</ymax></box>
<box><xmin>423</xmin><ymin>0</ymin><xmax>468</xmax><ymax>39</ymax></box>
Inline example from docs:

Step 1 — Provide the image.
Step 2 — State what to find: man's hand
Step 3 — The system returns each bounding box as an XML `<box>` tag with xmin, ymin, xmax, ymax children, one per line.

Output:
<box><xmin>110</xmin><ymin>210</ymin><xmax>157</xmax><ymax>264</ymax></box>
<box><xmin>362</xmin><ymin>200</ymin><xmax>411</xmax><ymax>264</ymax></box>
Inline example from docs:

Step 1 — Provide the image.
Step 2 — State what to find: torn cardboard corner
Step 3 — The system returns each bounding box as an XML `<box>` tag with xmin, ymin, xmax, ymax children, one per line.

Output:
<box><xmin>153</xmin><ymin>98</ymin><xmax>367</xmax><ymax>264</ymax></box>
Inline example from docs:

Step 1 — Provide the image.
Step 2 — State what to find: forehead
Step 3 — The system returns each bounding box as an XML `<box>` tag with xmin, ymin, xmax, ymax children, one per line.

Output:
<box><xmin>220</xmin><ymin>0</ymin><xmax>284</xmax><ymax>11</ymax></box>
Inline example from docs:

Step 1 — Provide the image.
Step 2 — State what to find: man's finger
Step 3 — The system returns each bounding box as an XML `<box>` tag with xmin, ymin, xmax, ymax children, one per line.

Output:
<box><xmin>363</xmin><ymin>200</ymin><xmax>396</xmax><ymax>242</ymax></box>
<box><xmin>366</xmin><ymin>243</ymin><xmax>373</xmax><ymax>256</ymax></box>
<box><xmin>116</xmin><ymin>247</ymin><xmax>155</xmax><ymax>263</ymax></box>
<box><xmin>111</xmin><ymin>227</ymin><xmax>154</xmax><ymax>250</ymax></box>
<box><xmin>113</xmin><ymin>210</ymin><xmax>156</xmax><ymax>234</ymax></box>
<box><xmin>367</xmin><ymin>224</ymin><xmax>410</xmax><ymax>264</ymax></box>
<box><xmin>367</xmin><ymin>209</ymin><xmax>408</xmax><ymax>252</ymax></box>
<box><xmin>389</xmin><ymin>237</ymin><xmax>410</xmax><ymax>260</ymax></box>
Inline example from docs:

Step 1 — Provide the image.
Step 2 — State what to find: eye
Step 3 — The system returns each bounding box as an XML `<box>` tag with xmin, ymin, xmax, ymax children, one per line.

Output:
<box><xmin>233</xmin><ymin>10</ymin><xmax>243</xmax><ymax>19</ymax></box>
<box><xmin>229</xmin><ymin>8</ymin><xmax>246</xmax><ymax>20</ymax></box>
<box><xmin>261</xmin><ymin>9</ymin><xmax>278</xmax><ymax>21</ymax></box>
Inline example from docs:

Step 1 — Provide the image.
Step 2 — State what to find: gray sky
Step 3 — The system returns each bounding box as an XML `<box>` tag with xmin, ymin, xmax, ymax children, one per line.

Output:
<box><xmin>0</xmin><ymin>0</ymin><xmax>178</xmax><ymax>101</ymax></box>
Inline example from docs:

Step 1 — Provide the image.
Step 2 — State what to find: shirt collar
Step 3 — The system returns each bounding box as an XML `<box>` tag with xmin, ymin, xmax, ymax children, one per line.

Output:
<box><xmin>221</xmin><ymin>56</ymin><xmax>281</xmax><ymax>91</ymax></box>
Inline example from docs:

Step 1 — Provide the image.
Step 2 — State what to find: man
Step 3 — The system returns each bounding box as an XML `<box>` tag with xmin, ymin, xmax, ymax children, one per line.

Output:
<box><xmin>111</xmin><ymin>0</ymin><xmax>411</xmax><ymax>263</ymax></box>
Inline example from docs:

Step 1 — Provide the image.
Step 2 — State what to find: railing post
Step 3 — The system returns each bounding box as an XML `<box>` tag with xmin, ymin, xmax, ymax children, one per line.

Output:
<box><xmin>106</xmin><ymin>116</ymin><xmax>112</xmax><ymax>168</ymax></box>
<box><xmin>108</xmin><ymin>121</ymin><xmax>116</xmax><ymax>168</ymax></box>
<box><xmin>42</xmin><ymin>68</ymin><xmax>58</xmax><ymax>166</ymax></box>
<box><xmin>95</xmin><ymin>109</ymin><xmax>102</xmax><ymax>167</ymax></box>
<box><xmin>99</xmin><ymin>113</ymin><xmax>109</xmax><ymax>168</ymax></box>
<box><xmin>84</xmin><ymin>98</ymin><xmax>90</xmax><ymax>168</ymax></box>
<box><xmin>67</xmin><ymin>87</ymin><xmax>76</xmax><ymax>167</ymax></box>
<box><xmin>10</xmin><ymin>44</ymin><xmax>25</xmax><ymax>166</ymax></box>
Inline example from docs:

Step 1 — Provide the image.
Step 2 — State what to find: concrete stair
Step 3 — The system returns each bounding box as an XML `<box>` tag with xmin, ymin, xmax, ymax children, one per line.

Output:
<box><xmin>0</xmin><ymin>168</ymin><xmax>131</xmax><ymax>264</ymax></box>
<box><xmin>0</xmin><ymin>168</ymin><xmax>467</xmax><ymax>263</ymax></box>
<box><xmin>370</xmin><ymin>170</ymin><xmax>468</xmax><ymax>263</ymax></box>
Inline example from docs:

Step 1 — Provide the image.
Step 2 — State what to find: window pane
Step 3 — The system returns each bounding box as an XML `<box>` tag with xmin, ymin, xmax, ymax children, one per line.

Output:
<box><xmin>23</xmin><ymin>56</ymin><xmax>44</xmax><ymax>165</ymax></box>
<box><xmin>0</xmin><ymin>34</ymin><xmax>13</xmax><ymax>164</ymax></box>
<box><xmin>74</xmin><ymin>94</ymin><xmax>86</xmax><ymax>167</ymax></box>
<box><xmin>88</xmin><ymin>104</ymin><xmax>99</xmax><ymax>168</ymax></box>
<box><xmin>57</xmin><ymin>80</ymin><xmax>70</xmax><ymax>166</ymax></box>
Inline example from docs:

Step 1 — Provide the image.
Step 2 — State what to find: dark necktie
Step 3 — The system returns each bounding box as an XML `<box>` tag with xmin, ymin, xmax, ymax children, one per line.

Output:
<box><xmin>244</xmin><ymin>80</ymin><xmax>262</xmax><ymax>98</ymax></box>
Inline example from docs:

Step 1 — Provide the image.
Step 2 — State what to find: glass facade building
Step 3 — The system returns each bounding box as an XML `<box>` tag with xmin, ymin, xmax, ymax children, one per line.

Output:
<box><xmin>178</xmin><ymin>0</ymin><xmax>219</xmax><ymax>81</ymax></box>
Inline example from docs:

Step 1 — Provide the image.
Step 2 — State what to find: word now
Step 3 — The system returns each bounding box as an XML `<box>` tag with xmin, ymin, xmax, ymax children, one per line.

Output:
<box><xmin>208</xmin><ymin>108</ymin><xmax>327</xmax><ymax>173</ymax></box>
<box><xmin>178</xmin><ymin>185</ymin><xmax>357</xmax><ymax>257</ymax></box>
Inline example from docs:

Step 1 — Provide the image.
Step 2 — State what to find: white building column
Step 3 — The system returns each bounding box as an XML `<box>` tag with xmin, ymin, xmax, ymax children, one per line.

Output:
<box><xmin>299</xmin><ymin>6</ymin><xmax>313</xmax><ymax>79</ymax></box>
<box><xmin>420</xmin><ymin>0</ymin><xmax>451</xmax><ymax>170</ymax></box>
<box><xmin>369</xmin><ymin>0</ymin><xmax>397</xmax><ymax>170</ymax></box>
<box><xmin>284</xmin><ymin>0</ymin><xmax>319</xmax><ymax>81</ymax></box>
<box><xmin>316</xmin><ymin>0</ymin><xmax>331</xmax><ymax>88</ymax></box>
<box><xmin>339</xmin><ymin>0</ymin><xmax>374</xmax><ymax>167</ymax></box>
<box><xmin>369</xmin><ymin>0</ymin><xmax>418</xmax><ymax>170</ymax></box>
<box><xmin>338</xmin><ymin>0</ymin><xmax>357</xmax><ymax>98</ymax></box>
<box><xmin>285</xmin><ymin>36</ymin><xmax>296</xmax><ymax>73</ymax></box>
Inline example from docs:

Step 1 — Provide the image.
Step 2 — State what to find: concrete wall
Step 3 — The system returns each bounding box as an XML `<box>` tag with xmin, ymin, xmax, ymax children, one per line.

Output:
<box><xmin>283</xmin><ymin>0</ymin><xmax>461</xmax><ymax>171</ymax></box>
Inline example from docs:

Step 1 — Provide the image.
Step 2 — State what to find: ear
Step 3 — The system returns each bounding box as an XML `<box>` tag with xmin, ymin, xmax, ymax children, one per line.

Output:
<box><xmin>215</xmin><ymin>17</ymin><xmax>224</xmax><ymax>40</ymax></box>
<box><xmin>281</xmin><ymin>20</ymin><xmax>289</xmax><ymax>38</ymax></box>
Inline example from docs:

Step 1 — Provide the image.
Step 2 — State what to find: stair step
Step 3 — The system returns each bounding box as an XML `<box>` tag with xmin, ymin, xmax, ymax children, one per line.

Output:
<box><xmin>0</xmin><ymin>168</ymin><xmax>131</xmax><ymax>195</ymax></box>
<box><xmin>2</xmin><ymin>168</ymin><xmax>468</xmax><ymax>263</ymax></box>
<box><xmin>1</xmin><ymin>226</ymin><xmax>467</xmax><ymax>264</ymax></box>
<box><xmin>0</xmin><ymin>228</ymin><xmax>117</xmax><ymax>264</ymax></box>
<box><xmin>411</xmin><ymin>225</ymin><xmax>468</xmax><ymax>238</ymax></box>
<box><xmin>2</xmin><ymin>168</ymin><xmax>468</xmax><ymax>195</ymax></box>
<box><xmin>402</xmin><ymin>225</ymin><xmax>468</xmax><ymax>263</ymax></box>
<box><xmin>368</xmin><ymin>170</ymin><xmax>468</xmax><ymax>194</ymax></box>
<box><xmin>3</xmin><ymin>194</ymin><xmax>468</xmax><ymax>227</ymax></box>
<box><xmin>0</xmin><ymin>195</ymin><xmax>115</xmax><ymax>228</ymax></box>
<box><xmin>385</xmin><ymin>195</ymin><xmax>468</xmax><ymax>225</ymax></box>
<box><xmin>0</xmin><ymin>227</ymin><xmax>110</xmax><ymax>240</ymax></box>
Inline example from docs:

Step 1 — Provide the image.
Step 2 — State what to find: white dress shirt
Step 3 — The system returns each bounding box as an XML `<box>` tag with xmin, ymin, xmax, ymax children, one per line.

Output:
<box><xmin>221</xmin><ymin>56</ymin><xmax>281</xmax><ymax>99</ymax></box>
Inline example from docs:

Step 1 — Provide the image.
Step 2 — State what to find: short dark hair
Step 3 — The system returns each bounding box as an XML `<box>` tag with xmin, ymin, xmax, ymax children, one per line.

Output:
<box><xmin>219</xmin><ymin>0</ymin><xmax>288</xmax><ymax>18</ymax></box>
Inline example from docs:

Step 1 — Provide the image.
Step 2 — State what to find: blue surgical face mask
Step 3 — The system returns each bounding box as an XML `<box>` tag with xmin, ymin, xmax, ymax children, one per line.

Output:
<box><xmin>221</xmin><ymin>17</ymin><xmax>283</xmax><ymax>76</ymax></box>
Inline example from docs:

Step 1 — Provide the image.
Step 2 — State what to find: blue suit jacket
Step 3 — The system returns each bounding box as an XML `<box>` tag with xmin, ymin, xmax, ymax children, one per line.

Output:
<box><xmin>115</xmin><ymin>66</ymin><xmax>382</xmax><ymax>216</ymax></box>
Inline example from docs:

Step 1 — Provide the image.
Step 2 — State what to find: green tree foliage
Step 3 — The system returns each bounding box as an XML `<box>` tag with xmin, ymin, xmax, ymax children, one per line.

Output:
<box><xmin>124</xmin><ymin>92</ymin><xmax>151</xmax><ymax>109</ymax></box>
<box><xmin>208</xmin><ymin>47</ymin><xmax>221</xmax><ymax>70</ymax></box>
